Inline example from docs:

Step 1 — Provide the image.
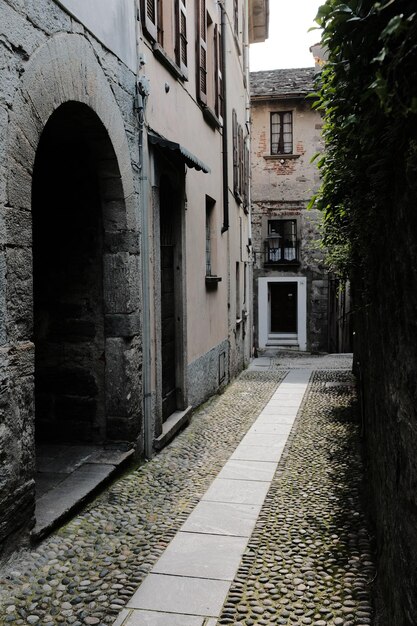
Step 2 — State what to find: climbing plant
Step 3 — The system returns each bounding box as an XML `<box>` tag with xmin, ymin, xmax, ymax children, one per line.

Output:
<box><xmin>311</xmin><ymin>0</ymin><xmax>417</xmax><ymax>281</ymax></box>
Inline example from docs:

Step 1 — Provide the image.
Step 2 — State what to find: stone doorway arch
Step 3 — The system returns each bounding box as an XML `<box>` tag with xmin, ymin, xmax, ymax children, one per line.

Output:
<box><xmin>1</xmin><ymin>33</ymin><xmax>142</xmax><ymax>548</ymax></box>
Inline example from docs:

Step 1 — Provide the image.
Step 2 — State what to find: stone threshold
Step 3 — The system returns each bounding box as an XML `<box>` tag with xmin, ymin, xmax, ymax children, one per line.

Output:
<box><xmin>33</xmin><ymin>444</ymin><xmax>134</xmax><ymax>541</ymax></box>
<box><xmin>154</xmin><ymin>406</ymin><xmax>192</xmax><ymax>451</ymax></box>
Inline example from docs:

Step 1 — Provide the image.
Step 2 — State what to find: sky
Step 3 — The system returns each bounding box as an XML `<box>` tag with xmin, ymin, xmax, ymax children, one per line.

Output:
<box><xmin>249</xmin><ymin>0</ymin><xmax>324</xmax><ymax>71</ymax></box>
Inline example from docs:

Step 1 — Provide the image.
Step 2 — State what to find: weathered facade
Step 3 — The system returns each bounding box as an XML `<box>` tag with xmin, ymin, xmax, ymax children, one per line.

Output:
<box><xmin>250</xmin><ymin>67</ymin><xmax>328</xmax><ymax>353</ymax></box>
<box><xmin>0</xmin><ymin>0</ymin><xmax>267</xmax><ymax>557</ymax></box>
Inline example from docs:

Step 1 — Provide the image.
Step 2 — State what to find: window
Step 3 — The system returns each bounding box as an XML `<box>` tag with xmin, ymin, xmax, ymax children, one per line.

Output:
<box><xmin>233</xmin><ymin>0</ymin><xmax>239</xmax><ymax>37</ymax></box>
<box><xmin>205</xmin><ymin>197</ymin><xmax>214</xmax><ymax>275</ymax></box>
<box><xmin>197</xmin><ymin>0</ymin><xmax>223</xmax><ymax>123</ymax></box>
<box><xmin>265</xmin><ymin>219</ymin><xmax>298</xmax><ymax>264</ymax></box>
<box><xmin>205</xmin><ymin>196</ymin><xmax>221</xmax><ymax>286</ymax></box>
<box><xmin>141</xmin><ymin>0</ymin><xmax>188</xmax><ymax>76</ymax></box>
<box><xmin>271</xmin><ymin>112</ymin><xmax>293</xmax><ymax>155</ymax></box>
<box><xmin>236</xmin><ymin>261</ymin><xmax>240</xmax><ymax>320</ymax></box>
<box><xmin>232</xmin><ymin>110</ymin><xmax>249</xmax><ymax>207</ymax></box>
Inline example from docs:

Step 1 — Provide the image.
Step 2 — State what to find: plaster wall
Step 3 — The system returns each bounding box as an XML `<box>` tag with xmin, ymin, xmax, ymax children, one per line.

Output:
<box><xmin>139</xmin><ymin>0</ymin><xmax>252</xmax><ymax>384</ymax></box>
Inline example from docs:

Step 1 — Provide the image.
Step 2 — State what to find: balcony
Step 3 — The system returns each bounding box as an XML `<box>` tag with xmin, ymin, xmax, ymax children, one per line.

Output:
<box><xmin>260</xmin><ymin>237</ymin><xmax>300</xmax><ymax>268</ymax></box>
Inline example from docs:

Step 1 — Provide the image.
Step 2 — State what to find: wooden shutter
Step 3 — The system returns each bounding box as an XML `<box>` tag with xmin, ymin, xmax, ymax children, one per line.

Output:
<box><xmin>238</xmin><ymin>125</ymin><xmax>244</xmax><ymax>197</ymax></box>
<box><xmin>214</xmin><ymin>24</ymin><xmax>223</xmax><ymax>120</ymax></box>
<box><xmin>176</xmin><ymin>0</ymin><xmax>188</xmax><ymax>73</ymax></box>
<box><xmin>232</xmin><ymin>109</ymin><xmax>238</xmax><ymax>195</ymax></box>
<box><xmin>142</xmin><ymin>0</ymin><xmax>158</xmax><ymax>41</ymax></box>
<box><xmin>197</xmin><ymin>0</ymin><xmax>207</xmax><ymax>104</ymax></box>
<box><xmin>244</xmin><ymin>140</ymin><xmax>250</xmax><ymax>210</ymax></box>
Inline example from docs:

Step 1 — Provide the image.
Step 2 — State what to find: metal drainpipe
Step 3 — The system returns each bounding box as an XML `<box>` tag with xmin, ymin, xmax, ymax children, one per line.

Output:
<box><xmin>139</xmin><ymin>100</ymin><xmax>154</xmax><ymax>460</ymax></box>
<box><xmin>220</xmin><ymin>1</ymin><xmax>229</xmax><ymax>233</ymax></box>
<box><xmin>136</xmin><ymin>10</ymin><xmax>153</xmax><ymax>460</ymax></box>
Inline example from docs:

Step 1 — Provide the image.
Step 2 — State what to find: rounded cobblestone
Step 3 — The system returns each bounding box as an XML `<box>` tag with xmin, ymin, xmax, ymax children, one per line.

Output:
<box><xmin>217</xmin><ymin>368</ymin><xmax>376</xmax><ymax>625</ymax></box>
<box><xmin>0</xmin><ymin>369</ymin><xmax>285</xmax><ymax>624</ymax></box>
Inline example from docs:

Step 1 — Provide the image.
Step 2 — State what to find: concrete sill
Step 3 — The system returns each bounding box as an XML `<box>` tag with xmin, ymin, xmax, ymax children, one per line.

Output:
<box><xmin>205</xmin><ymin>275</ymin><xmax>222</xmax><ymax>289</ymax></box>
<box><xmin>263</xmin><ymin>154</ymin><xmax>301</xmax><ymax>160</ymax></box>
<box><xmin>152</xmin><ymin>43</ymin><xmax>188</xmax><ymax>82</ymax></box>
<box><xmin>154</xmin><ymin>406</ymin><xmax>192</xmax><ymax>451</ymax></box>
<box><xmin>202</xmin><ymin>105</ymin><xmax>222</xmax><ymax>130</ymax></box>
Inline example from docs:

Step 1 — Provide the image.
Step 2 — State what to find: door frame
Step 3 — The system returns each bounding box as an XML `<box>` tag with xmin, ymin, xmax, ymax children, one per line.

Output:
<box><xmin>151</xmin><ymin>156</ymin><xmax>188</xmax><ymax>439</ymax></box>
<box><xmin>258</xmin><ymin>277</ymin><xmax>307</xmax><ymax>351</ymax></box>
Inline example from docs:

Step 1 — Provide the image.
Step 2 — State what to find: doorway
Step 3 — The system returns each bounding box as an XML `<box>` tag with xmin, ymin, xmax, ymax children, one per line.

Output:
<box><xmin>32</xmin><ymin>103</ymin><xmax>105</xmax><ymax>444</ymax></box>
<box><xmin>270</xmin><ymin>282</ymin><xmax>298</xmax><ymax>333</ymax></box>
<box><xmin>258</xmin><ymin>277</ymin><xmax>307</xmax><ymax>350</ymax></box>
<box><xmin>159</xmin><ymin>176</ymin><xmax>182</xmax><ymax>422</ymax></box>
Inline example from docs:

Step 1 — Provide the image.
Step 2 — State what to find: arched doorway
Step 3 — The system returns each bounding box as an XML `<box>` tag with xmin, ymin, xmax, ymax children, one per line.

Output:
<box><xmin>32</xmin><ymin>102</ymin><xmax>109</xmax><ymax>444</ymax></box>
<box><xmin>31</xmin><ymin>102</ymin><xmax>141</xmax><ymax>534</ymax></box>
<box><xmin>1</xmin><ymin>33</ymin><xmax>141</xmax><ymax>549</ymax></box>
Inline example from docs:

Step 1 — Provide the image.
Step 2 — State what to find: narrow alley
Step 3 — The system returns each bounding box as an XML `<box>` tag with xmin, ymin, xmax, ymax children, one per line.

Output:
<box><xmin>0</xmin><ymin>353</ymin><xmax>375</xmax><ymax>626</ymax></box>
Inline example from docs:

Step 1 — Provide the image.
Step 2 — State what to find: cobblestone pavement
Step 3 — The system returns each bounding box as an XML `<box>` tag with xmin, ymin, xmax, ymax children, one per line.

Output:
<box><xmin>0</xmin><ymin>354</ymin><xmax>376</xmax><ymax>626</ymax></box>
<box><xmin>218</xmin><ymin>369</ymin><xmax>375</xmax><ymax>626</ymax></box>
<box><xmin>0</xmin><ymin>369</ymin><xmax>286</xmax><ymax>626</ymax></box>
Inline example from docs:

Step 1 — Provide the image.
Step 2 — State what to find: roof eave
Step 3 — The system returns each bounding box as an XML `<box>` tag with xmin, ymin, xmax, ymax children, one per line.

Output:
<box><xmin>248</xmin><ymin>0</ymin><xmax>269</xmax><ymax>44</ymax></box>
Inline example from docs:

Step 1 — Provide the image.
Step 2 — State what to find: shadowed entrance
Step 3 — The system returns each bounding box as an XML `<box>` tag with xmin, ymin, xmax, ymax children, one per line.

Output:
<box><xmin>31</xmin><ymin>102</ymin><xmax>135</xmax><ymax>536</ymax></box>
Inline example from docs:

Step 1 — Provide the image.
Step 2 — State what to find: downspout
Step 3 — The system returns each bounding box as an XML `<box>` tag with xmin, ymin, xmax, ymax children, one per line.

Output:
<box><xmin>136</xmin><ymin>10</ymin><xmax>153</xmax><ymax>459</ymax></box>
<box><xmin>139</xmin><ymin>91</ymin><xmax>153</xmax><ymax>460</ymax></box>
<box><xmin>220</xmin><ymin>1</ymin><xmax>229</xmax><ymax>233</ymax></box>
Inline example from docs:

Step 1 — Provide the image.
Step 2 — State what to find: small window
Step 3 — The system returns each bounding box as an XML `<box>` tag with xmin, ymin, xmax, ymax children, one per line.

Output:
<box><xmin>236</xmin><ymin>261</ymin><xmax>240</xmax><ymax>320</ymax></box>
<box><xmin>205</xmin><ymin>198</ymin><xmax>213</xmax><ymax>275</ymax></box>
<box><xmin>233</xmin><ymin>0</ymin><xmax>239</xmax><ymax>37</ymax></box>
<box><xmin>271</xmin><ymin>111</ymin><xmax>293</xmax><ymax>155</ymax></box>
<box><xmin>205</xmin><ymin>196</ymin><xmax>221</xmax><ymax>287</ymax></box>
<box><xmin>266</xmin><ymin>219</ymin><xmax>298</xmax><ymax>263</ymax></box>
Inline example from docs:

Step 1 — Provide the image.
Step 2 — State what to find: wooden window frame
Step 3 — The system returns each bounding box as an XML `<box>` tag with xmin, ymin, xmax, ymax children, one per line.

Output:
<box><xmin>271</xmin><ymin>111</ymin><xmax>293</xmax><ymax>155</ymax></box>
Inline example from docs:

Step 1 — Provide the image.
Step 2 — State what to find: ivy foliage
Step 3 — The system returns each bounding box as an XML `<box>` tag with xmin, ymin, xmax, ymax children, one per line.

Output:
<box><xmin>311</xmin><ymin>0</ymin><xmax>417</xmax><ymax>280</ymax></box>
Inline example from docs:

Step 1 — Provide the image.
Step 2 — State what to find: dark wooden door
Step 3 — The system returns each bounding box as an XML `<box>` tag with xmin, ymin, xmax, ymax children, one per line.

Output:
<box><xmin>270</xmin><ymin>282</ymin><xmax>298</xmax><ymax>333</ymax></box>
<box><xmin>160</xmin><ymin>181</ymin><xmax>177</xmax><ymax>421</ymax></box>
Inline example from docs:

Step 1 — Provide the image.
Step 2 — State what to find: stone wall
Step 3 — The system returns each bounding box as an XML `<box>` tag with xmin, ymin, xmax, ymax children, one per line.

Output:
<box><xmin>187</xmin><ymin>339</ymin><xmax>229</xmax><ymax>408</ymax></box>
<box><xmin>354</xmin><ymin>182</ymin><xmax>417</xmax><ymax>624</ymax></box>
<box><xmin>0</xmin><ymin>0</ymin><xmax>141</xmax><ymax>556</ymax></box>
<box><xmin>252</xmin><ymin>200</ymin><xmax>328</xmax><ymax>352</ymax></box>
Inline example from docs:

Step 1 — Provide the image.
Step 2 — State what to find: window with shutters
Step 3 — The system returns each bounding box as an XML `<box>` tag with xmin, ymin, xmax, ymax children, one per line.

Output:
<box><xmin>141</xmin><ymin>0</ymin><xmax>188</xmax><ymax>78</ymax></box>
<box><xmin>232</xmin><ymin>109</ymin><xmax>239</xmax><ymax>197</ymax></box>
<box><xmin>232</xmin><ymin>110</ymin><xmax>248</xmax><ymax>204</ymax></box>
<box><xmin>233</xmin><ymin>0</ymin><xmax>238</xmax><ymax>37</ymax></box>
<box><xmin>196</xmin><ymin>0</ymin><xmax>223</xmax><ymax>126</ymax></box>
<box><xmin>271</xmin><ymin>111</ymin><xmax>293</xmax><ymax>155</ymax></box>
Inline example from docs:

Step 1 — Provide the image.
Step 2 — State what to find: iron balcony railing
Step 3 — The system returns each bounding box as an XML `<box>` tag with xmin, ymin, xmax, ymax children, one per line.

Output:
<box><xmin>260</xmin><ymin>238</ymin><xmax>300</xmax><ymax>266</ymax></box>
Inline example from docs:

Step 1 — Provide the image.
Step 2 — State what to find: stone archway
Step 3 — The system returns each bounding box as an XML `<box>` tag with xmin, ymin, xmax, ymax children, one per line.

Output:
<box><xmin>1</xmin><ymin>33</ymin><xmax>142</xmax><ymax>548</ymax></box>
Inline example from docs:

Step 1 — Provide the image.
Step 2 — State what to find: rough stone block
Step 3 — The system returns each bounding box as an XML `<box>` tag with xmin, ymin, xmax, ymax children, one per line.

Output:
<box><xmin>24</xmin><ymin>0</ymin><xmax>72</xmax><ymax>35</ymax></box>
<box><xmin>4</xmin><ymin>207</ymin><xmax>32</xmax><ymax>247</ymax></box>
<box><xmin>105</xmin><ymin>336</ymin><xmax>142</xmax><ymax>429</ymax></box>
<box><xmin>5</xmin><ymin>159</ymin><xmax>32</xmax><ymax>211</ymax></box>
<box><xmin>106</xmin><ymin>415</ymin><xmax>140</xmax><ymax>441</ymax></box>
<box><xmin>0</xmin><ymin>478</ymin><xmax>35</xmax><ymax>558</ymax></box>
<box><xmin>103</xmin><ymin>252</ymin><xmax>130</xmax><ymax>313</ymax></box>
<box><xmin>104</xmin><ymin>230</ymin><xmax>140</xmax><ymax>254</ymax></box>
<box><xmin>0</xmin><ymin>2</ymin><xmax>43</xmax><ymax>58</ymax></box>
<box><xmin>103</xmin><ymin>199</ymin><xmax>128</xmax><ymax>231</ymax></box>
<box><xmin>5</xmin><ymin>246</ymin><xmax>33</xmax><ymax>342</ymax></box>
<box><xmin>105</xmin><ymin>313</ymin><xmax>140</xmax><ymax>338</ymax></box>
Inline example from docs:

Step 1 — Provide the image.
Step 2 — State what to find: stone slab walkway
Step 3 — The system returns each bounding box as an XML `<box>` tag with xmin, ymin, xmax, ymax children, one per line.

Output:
<box><xmin>113</xmin><ymin>369</ymin><xmax>312</xmax><ymax>626</ymax></box>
